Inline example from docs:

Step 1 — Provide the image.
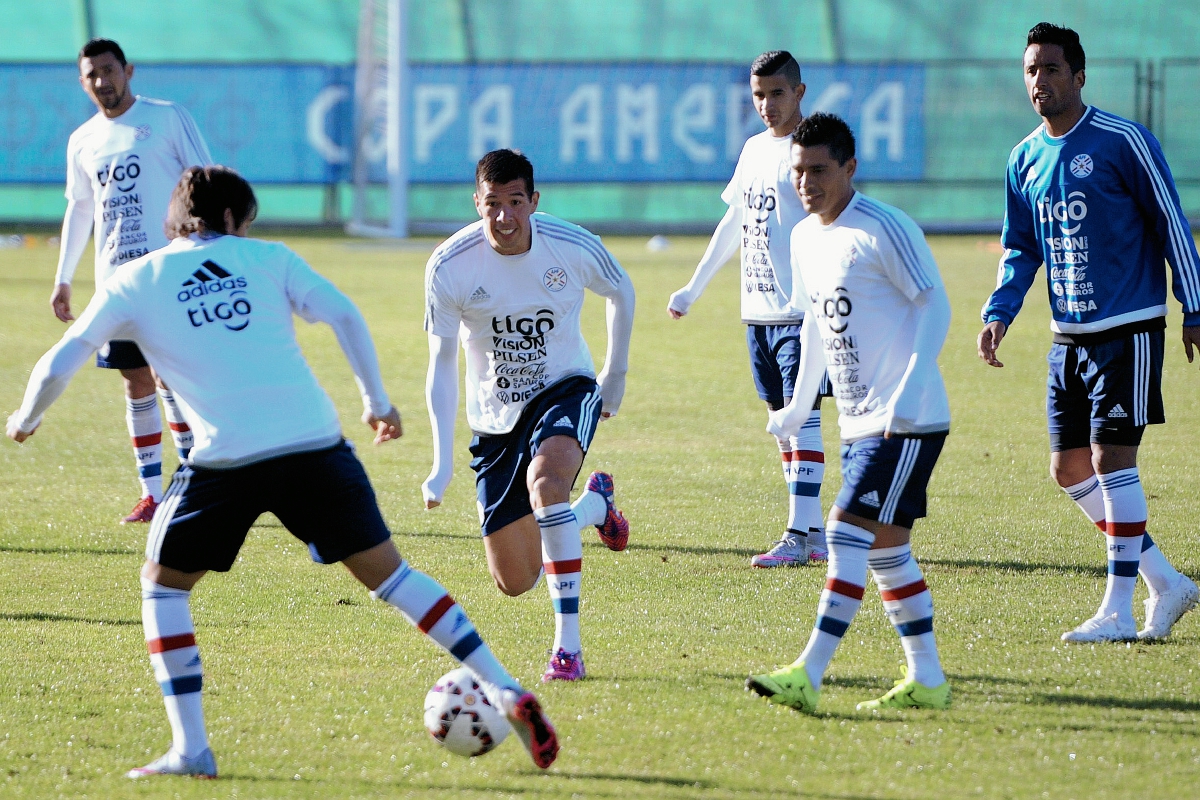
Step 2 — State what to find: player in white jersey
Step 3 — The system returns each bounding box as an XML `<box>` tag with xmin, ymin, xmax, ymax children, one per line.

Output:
<box><xmin>668</xmin><ymin>51</ymin><xmax>829</xmax><ymax>567</ymax></box>
<box><xmin>423</xmin><ymin>149</ymin><xmax>636</xmax><ymax>682</ymax></box>
<box><xmin>7</xmin><ymin>166</ymin><xmax>559</xmax><ymax>777</ymax></box>
<box><xmin>52</xmin><ymin>39</ymin><xmax>213</xmax><ymax>523</ymax></box>
<box><xmin>747</xmin><ymin>114</ymin><xmax>953</xmax><ymax>713</ymax></box>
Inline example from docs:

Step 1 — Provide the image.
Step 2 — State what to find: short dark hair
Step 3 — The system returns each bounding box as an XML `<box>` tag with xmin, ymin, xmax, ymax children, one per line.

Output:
<box><xmin>79</xmin><ymin>38</ymin><xmax>127</xmax><ymax>67</ymax></box>
<box><xmin>750</xmin><ymin>50</ymin><xmax>802</xmax><ymax>88</ymax></box>
<box><xmin>791</xmin><ymin>112</ymin><xmax>856</xmax><ymax>165</ymax></box>
<box><xmin>475</xmin><ymin>149</ymin><xmax>535</xmax><ymax>196</ymax></box>
<box><xmin>1027</xmin><ymin>22</ymin><xmax>1086</xmax><ymax>73</ymax></box>
<box><xmin>165</xmin><ymin>166</ymin><xmax>258</xmax><ymax>238</ymax></box>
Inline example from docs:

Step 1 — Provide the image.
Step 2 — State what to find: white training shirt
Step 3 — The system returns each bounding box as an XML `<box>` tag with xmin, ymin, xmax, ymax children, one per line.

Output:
<box><xmin>424</xmin><ymin>213</ymin><xmax>629</xmax><ymax>435</ymax></box>
<box><xmin>790</xmin><ymin>192</ymin><xmax>950</xmax><ymax>440</ymax></box>
<box><xmin>64</xmin><ymin>235</ymin><xmax>351</xmax><ymax>468</ymax></box>
<box><xmin>61</xmin><ymin>96</ymin><xmax>212</xmax><ymax>286</ymax></box>
<box><xmin>723</xmin><ymin>129</ymin><xmax>808</xmax><ymax>324</ymax></box>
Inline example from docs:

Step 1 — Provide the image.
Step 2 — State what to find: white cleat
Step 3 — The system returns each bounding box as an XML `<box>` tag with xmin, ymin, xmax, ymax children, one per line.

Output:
<box><xmin>1138</xmin><ymin>575</ymin><xmax>1200</xmax><ymax>640</ymax></box>
<box><xmin>1061</xmin><ymin>613</ymin><xmax>1137</xmax><ymax>643</ymax></box>
<box><xmin>751</xmin><ymin>533</ymin><xmax>808</xmax><ymax>568</ymax></box>
<box><xmin>126</xmin><ymin>747</ymin><xmax>217</xmax><ymax>779</ymax></box>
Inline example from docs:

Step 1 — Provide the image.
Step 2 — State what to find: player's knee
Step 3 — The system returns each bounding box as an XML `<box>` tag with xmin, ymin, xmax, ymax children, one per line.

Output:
<box><xmin>491</xmin><ymin>567</ymin><xmax>537</xmax><ymax>597</ymax></box>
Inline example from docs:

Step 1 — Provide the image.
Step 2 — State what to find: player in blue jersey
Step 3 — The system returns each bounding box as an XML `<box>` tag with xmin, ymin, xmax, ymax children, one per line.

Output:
<box><xmin>978</xmin><ymin>23</ymin><xmax>1200</xmax><ymax>643</ymax></box>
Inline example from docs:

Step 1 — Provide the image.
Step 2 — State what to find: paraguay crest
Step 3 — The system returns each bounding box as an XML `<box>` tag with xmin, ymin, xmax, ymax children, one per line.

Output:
<box><xmin>543</xmin><ymin>266</ymin><xmax>567</xmax><ymax>292</ymax></box>
<box><xmin>1069</xmin><ymin>153</ymin><xmax>1093</xmax><ymax>178</ymax></box>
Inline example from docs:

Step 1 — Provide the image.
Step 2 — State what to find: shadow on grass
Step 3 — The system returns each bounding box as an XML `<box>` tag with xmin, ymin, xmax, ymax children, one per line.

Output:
<box><xmin>0</xmin><ymin>612</ymin><xmax>139</xmax><ymax>626</ymax></box>
<box><xmin>0</xmin><ymin>545</ymin><xmax>139</xmax><ymax>556</ymax></box>
<box><xmin>1031</xmin><ymin>693</ymin><xmax>1200</xmax><ymax>713</ymax></box>
<box><xmin>923</xmin><ymin>557</ymin><xmax>1106</xmax><ymax>578</ymax></box>
<box><xmin>620</xmin><ymin>542</ymin><xmax>760</xmax><ymax>558</ymax></box>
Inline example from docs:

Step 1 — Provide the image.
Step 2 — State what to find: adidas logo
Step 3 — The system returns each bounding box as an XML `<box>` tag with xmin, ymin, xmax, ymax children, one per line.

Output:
<box><xmin>553</xmin><ymin>416</ymin><xmax>574</xmax><ymax>428</ymax></box>
<box><xmin>1107</xmin><ymin>404</ymin><xmax>1128</xmax><ymax>419</ymax></box>
<box><xmin>176</xmin><ymin>259</ymin><xmax>247</xmax><ymax>302</ymax></box>
<box><xmin>470</xmin><ymin>286</ymin><xmax>491</xmax><ymax>301</ymax></box>
<box><xmin>858</xmin><ymin>490</ymin><xmax>881</xmax><ymax>508</ymax></box>
<box><xmin>181</xmin><ymin>259</ymin><xmax>232</xmax><ymax>286</ymax></box>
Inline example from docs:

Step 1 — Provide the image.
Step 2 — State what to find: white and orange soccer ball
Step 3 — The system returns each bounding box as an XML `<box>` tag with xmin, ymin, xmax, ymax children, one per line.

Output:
<box><xmin>423</xmin><ymin>667</ymin><xmax>511</xmax><ymax>757</ymax></box>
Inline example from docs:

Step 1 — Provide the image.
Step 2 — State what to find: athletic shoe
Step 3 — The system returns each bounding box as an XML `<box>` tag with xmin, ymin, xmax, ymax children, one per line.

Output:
<box><xmin>121</xmin><ymin>496</ymin><xmax>158</xmax><ymax>524</ymax></box>
<box><xmin>750</xmin><ymin>532</ymin><xmax>808</xmax><ymax>568</ymax></box>
<box><xmin>856</xmin><ymin>668</ymin><xmax>951</xmax><ymax>711</ymax></box>
<box><xmin>585</xmin><ymin>471</ymin><xmax>629</xmax><ymax>551</ymax></box>
<box><xmin>1138</xmin><ymin>574</ymin><xmax>1200</xmax><ymax>640</ymax></box>
<box><xmin>542</xmin><ymin>648</ymin><xmax>585</xmax><ymax>682</ymax></box>
<box><xmin>745</xmin><ymin>662</ymin><xmax>820</xmax><ymax>714</ymax></box>
<box><xmin>808</xmin><ymin>547</ymin><xmax>829</xmax><ymax>563</ymax></box>
<box><xmin>1061</xmin><ymin>612</ymin><xmax>1137</xmax><ymax>643</ymax></box>
<box><xmin>499</xmin><ymin>689</ymin><xmax>559</xmax><ymax>769</ymax></box>
<box><xmin>126</xmin><ymin>747</ymin><xmax>217</xmax><ymax>779</ymax></box>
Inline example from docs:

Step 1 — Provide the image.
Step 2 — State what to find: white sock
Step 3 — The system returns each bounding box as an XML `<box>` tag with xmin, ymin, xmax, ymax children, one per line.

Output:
<box><xmin>1062</xmin><ymin>475</ymin><xmax>1180</xmax><ymax>597</ymax></box>
<box><xmin>536</xmin><ymin>503</ymin><xmax>583</xmax><ymax>654</ymax></box>
<box><xmin>157</xmin><ymin>388</ymin><xmax>193</xmax><ymax>461</ymax></box>
<box><xmin>371</xmin><ymin>562</ymin><xmax>518</xmax><ymax>698</ymax></box>
<box><xmin>570</xmin><ymin>490</ymin><xmax>606</xmax><ymax>529</ymax></box>
<box><xmin>868</xmin><ymin>544</ymin><xmax>944</xmax><ymax>687</ymax></box>
<box><xmin>140</xmin><ymin>577</ymin><xmax>208</xmax><ymax>758</ymax></box>
<box><xmin>126</xmin><ymin>394</ymin><xmax>163</xmax><ymax>501</ymax></box>
<box><xmin>798</xmin><ymin>520</ymin><xmax>874</xmax><ymax>687</ymax></box>
<box><xmin>1096</xmin><ymin>469</ymin><xmax>1146</xmax><ymax>620</ymax></box>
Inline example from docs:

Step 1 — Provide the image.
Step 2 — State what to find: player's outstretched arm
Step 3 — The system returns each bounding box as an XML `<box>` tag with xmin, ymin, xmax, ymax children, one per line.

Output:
<box><xmin>767</xmin><ymin>318</ymin><xmax>824</xmax><ymax>439</ymax></box>
<box><xmin>297</xmin><ymin>282</ymin><xmax>395</xmax><ymax>438</ymax></box>
<box><xmin>597</xmin><ymin>274</ymin><xmax>636</xmax><ymax>419</ymax></box>
<box><xmin>977</xmin><ymin>320</ymin><xmax>1008</xmax><ymax>368</ymax></box>
<box><xmin>886</xmin><ymin>286</ymin><xmax>952</xmax><ymax>436</ymax></box>
<box><xmin>668</xmin><ymin>205</ymin><xmax>740</xmax><ymax>318</ymax></box>
<box><xmin>423</xmin><ymin>333</ymin><xmax>459</xmax><ymax>509</ymax></box>
<box><xmin>7</xmin><ymin>337</ymin><xmax>96</xmax><ymax>442</ymax></box>
<box><xmin>50</xmin><ymin>197</ymin><xmax>95</xmax><ymax>321</ymax></box>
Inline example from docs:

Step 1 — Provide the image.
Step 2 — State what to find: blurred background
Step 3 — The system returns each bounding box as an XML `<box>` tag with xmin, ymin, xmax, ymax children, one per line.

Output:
<box><xmin>0</xmin><ymin>0</ymin><xmax>1196</xmax><ymax>233</ymax></box>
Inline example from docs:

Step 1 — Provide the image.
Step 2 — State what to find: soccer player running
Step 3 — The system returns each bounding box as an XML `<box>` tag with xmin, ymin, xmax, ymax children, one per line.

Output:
<box><xmin>7</xmin><ymin>167</ymin><xmax>558</xmax><ymax>777</ymax></box>
<box><xmin>423</xmin><ymin>149</ymin><xmax>635</xmax><ymax>682</ymax></box>
<box><xmin>747</xmin><ymin>113</ymin><xmax>953</xmax><ymax>713</ymax></box>
<box><xmin>53</xmin><ymin>38</ymin><xmax>212</xmax><ymax>523</ymax></box>
<box><xmin>978</xmin><ymin>23</ymin><xmax>1200</xmax><ymax>643</ymax></box>
<box><xmin>667</xmin><ymin>51</ymin><xmax>829</xmax><ymax>567</ymax></box>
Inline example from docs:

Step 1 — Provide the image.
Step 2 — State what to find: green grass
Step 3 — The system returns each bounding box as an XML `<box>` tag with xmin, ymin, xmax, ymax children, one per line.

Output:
<box><xmin>2</xmin><ymin>231</ymin><xmax>1199</xmax><ymax>799</ymax></box>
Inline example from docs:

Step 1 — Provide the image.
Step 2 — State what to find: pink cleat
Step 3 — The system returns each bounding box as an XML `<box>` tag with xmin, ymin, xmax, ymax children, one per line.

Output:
<box><xmin>585</xmin><ymin>471</ymin><xmax>629</xmax><ymax>551</ymax></box>
<box><xmin>121</xmin><ymin>496</ymin><xmax>158</xmax><ymax>524</ymax></box>
<box><xmin>499</xmin><ymin>689</ymin><xmax>559</xmax><ymax>769</ymax></box>
<box><xmin>542</xmin><ymin>648</ymin><xmax>586</xmax><ymax>682</ymax></box>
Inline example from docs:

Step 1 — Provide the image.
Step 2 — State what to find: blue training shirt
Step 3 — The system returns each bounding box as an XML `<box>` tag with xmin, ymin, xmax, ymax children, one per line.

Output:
<box><xmin>982</xmin><ymin>106</ymin><xmax>1200</xmax><ymax>339</ymax></box>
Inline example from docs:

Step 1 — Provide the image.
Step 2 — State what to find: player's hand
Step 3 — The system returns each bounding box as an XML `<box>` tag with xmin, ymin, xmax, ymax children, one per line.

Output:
<box><xmin>667</xmin><ymin>289</ymin><xmax>691</xmax><ymax>319</ymax></box>
<box><xmin>364</xmin><ymin>406</ymin><xmax>402</xmax><ymax>444</ymax></box>
<box><xmin>422</xmin><ymin>470</ymin><xmax>450</xmax><ymax>510</ymax></box>
<box><xmin>1183</xmin><ymin>325</ymin><xmax>1200</xmax><ymax>366</ymax></box>
<box><xmin>50</xmin><ymin>283</ymin><xmax>73</xmax><ymax>322</ymax></box>
<box><xmin>596</xmin><ymin>368</ymin><xmax>626</xmax><ymax>419</ymax></box>
<box><xmin>6</xmin><ymin>413</ymin><xmax>38</xmax><ymax>443</ymax></box>
<box><xmin>977</xmin><ymin>320</ymin><xmax>1007</xmax><ymax>368</ymax></box>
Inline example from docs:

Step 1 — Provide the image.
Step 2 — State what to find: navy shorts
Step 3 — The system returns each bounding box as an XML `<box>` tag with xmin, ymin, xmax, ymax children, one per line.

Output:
<box><xmin>96</xmin><ymin>339</ymin><xmax>149</xmax><ymax>370</ymax></box>
<box><xmin>1047</xmin><ymin>329</ymin><xmax>1164</xmax><ymax>451</ymax></box>
<box><xmin>146</xmin><ymin>440</ymin><xmax>391</xmax><ymax>573</ymax></box>
<box><xmin>746</xmin><ymin>322</ymin><xmax>830</xmax><ymax>410</ymax></box>
<box><xmin>835</xmin><ymin>433</ymin><xmax>947</xmax><ymax>529</ymax></box>
<box><xmin>469</xmin><ymin>376</ymin><xmax>602</xmax><ymax>536</ymax></box>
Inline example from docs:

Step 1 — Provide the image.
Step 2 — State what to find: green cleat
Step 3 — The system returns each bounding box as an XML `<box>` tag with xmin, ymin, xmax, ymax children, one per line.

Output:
<box><xmin>745</xmin><ymin>662</ymin><xmax>820</xmax><ymax>714</ymax></box>
<box><xmin>856</xmin><ymin>668</ymin><xmax>951</xmax><ymax>711</ymax></box>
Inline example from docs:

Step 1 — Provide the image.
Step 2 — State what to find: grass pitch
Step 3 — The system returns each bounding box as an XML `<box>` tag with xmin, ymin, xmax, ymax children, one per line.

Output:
<box><xmin>1</xmin><ymin>231</ymin><xmax>1199</xmax><ymax>799</ymax></box>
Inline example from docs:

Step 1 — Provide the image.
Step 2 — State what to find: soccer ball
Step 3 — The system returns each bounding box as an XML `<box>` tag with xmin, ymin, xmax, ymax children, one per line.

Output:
<box><xmin>423</xmin><ymin>667</ymin><xmax>511</xmax><ymax>757</ymax></box>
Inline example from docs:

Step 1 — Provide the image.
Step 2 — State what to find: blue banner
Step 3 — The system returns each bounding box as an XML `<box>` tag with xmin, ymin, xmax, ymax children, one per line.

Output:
<box><xmin>0</xmin><ymin>62</ymin><xmax>923</xmax><ymax>185</ymax></box>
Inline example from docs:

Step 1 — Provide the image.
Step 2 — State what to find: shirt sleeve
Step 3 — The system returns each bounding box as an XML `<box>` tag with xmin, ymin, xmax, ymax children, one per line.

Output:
<box><xmin>279</xmin><ymin>245</ymin><xmax>336</xmax><ymax>316</ymax></box>
<box><xmin>69</xmin><ymin>280</ymin><xmax>138</xmax><ymax>349</ymax></box>
<box><xmin>578</xmin><ymin>232</ymin><xmax>630</xmax><ymax>298</ymax></box>
<box><xmin>171</xmin><ymin>103</ymin><xmax>214</xmax><ymax>169</ymax></box>
<box><xmin>981</xmin><ymin>154</ymin><xmax>1043</xmax><ymax>326</ymax></box>
<box><xmin>720</xmin><ymin>143</ymin><xmax>747</xmax><ymax>207</ymax></box>
<box><xmin>64</xmin><ymin>134</ymin><xmax>93</xmax><ymax>202</ymax></box>
<box><xmin>1119</xmin><ymin>125</ymin><xmax>1200</xmax><ymax>326</ymax></box>
<box><xmin>873</xmin><ymin>207</ymin><xmax>941</xmax><ymax>301</ymax></box>
<box><xmin>423</xmin><ymin>253</ymin><xmax>464</xmax><ymax>337</ymax></box>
